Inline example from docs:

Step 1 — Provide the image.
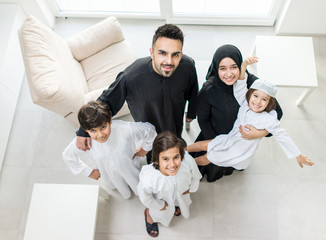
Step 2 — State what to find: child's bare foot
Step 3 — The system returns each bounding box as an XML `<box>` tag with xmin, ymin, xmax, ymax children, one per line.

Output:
<box><xmin>174</xmin><ymin>206</ymin><xmax>181</xmax><ymax>216</ymax></box>
<box><xmin>144</xmin><ymin>208</ymin><xmax>159</xmax><ymax>237</ymax></box>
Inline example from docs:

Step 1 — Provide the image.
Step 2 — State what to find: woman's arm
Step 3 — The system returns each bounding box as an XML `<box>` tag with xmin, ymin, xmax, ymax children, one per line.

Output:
<box><xmin>196</xmin><ymin>88</ymin><xmax>218</xmax><ymax>139</ymax></box>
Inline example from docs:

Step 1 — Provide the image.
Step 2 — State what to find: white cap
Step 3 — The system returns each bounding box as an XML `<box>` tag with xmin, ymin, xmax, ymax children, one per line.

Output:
<box><xmin>250</xmin><ymin>79</ymin><xmax>277</xmax><ymax>98</ymax></box>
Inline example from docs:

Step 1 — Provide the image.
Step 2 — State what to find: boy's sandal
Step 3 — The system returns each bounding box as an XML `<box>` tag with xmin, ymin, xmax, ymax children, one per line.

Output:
<box><xmin>144</xmin><ymin>209</ymin><xmax>159</xmax><ymax>237</ymax></box>
<box><xmin>174</xmin><ymin>206</ymin><xmax>181</xmax><ymax>216</ymax></box>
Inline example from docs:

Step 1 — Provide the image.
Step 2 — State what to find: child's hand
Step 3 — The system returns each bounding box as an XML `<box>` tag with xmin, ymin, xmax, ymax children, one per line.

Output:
<box><xmin>160</xmin><ymin>201</ymin><xmax>168</xmax><ymax>211</ymax></box>
<box><xmin>183</xmin><ymin>189</ymin><xmax>190</xmax><ymax>195</ymax></box>
<box><xmin>296</xmin><ymin>154</ymin><xmax>314</xmax><ymax>168</ymax></box>
<box><xmin>239</xmin><ymin>56</ymin><xmax>258</xmax><ymax>80</ymax></box>
<box><xmin>243</xmin><ymin>56</ymin><xmax>258</xmax><ymax>67</ymax></box>
<box><xmin>132</xmin><ymin>147</ymin><xmax>148</xmax><ymax>159</ymax></box>
<box><xmin>89</xmin><ymin>169</ymin><xmax>101</xmax><ymax>180</ymax></box>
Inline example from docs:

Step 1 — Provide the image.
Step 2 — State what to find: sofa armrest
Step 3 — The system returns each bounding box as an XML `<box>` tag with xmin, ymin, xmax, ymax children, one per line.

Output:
<box><xmin>66</xmin><ymin>16</ymin><xmax>124</xmax><ymax>61</ymax></box>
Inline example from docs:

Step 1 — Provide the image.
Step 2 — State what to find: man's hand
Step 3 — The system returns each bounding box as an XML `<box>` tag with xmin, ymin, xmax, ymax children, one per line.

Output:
<box><xmin>239</xmin><ymin>125</ymin><xmax>268</xmax><ymax>140</ymax></box>
<box><xmin>133</xmin><ymin>147</ymin><xmax>148</xmax><ymax>159</ymax></box>
<box><xmin>76</xmin><ymin>136</ymin><xmax>92</xmax><ymax>151</ymax></box>
<box><xmin>89</xmin><ymin>169</ymin><xmax>101</xmax><ymax>180</ymax></box>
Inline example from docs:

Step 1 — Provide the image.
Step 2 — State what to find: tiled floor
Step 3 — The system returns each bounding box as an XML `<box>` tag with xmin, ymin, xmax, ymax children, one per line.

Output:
<box><xmin>1</xmin><ymin>18</ymin><xmax>326</xmax><ymax>240</ymax></box>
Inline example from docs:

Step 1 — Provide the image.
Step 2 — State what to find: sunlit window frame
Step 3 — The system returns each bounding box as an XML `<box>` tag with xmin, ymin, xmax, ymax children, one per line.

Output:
<box><xmin>47</xmin><ymin>0</ymin><xmax>284</xmax><ymax>26</ymax></box>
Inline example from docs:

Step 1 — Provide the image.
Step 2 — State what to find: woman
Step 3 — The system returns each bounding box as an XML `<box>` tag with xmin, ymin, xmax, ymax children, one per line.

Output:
<box><xmin>195</xmin><ymin>44</ymin><xmax>283</xmax><ymax>182</ymax></box>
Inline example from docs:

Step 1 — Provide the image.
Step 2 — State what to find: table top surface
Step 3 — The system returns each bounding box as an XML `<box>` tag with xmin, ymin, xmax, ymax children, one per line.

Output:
<box><xmin>253</xmin><ymin>36</ymin><xmax>318</xmax><ymax>88</ymax></box>
<box><xmin>24</xmin><ymin>183</ymin><xmax>99</xmax><ymax>240</ymax></box>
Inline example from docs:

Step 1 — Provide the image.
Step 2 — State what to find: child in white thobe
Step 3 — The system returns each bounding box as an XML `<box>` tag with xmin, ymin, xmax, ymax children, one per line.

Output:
<box><xmin>187</xmin><ymin>57</ymin><xmax>314</xmax><ymax>170</ymax></box>
<box><xmin>63</xmin><ymin>101</ymin><xmax>157</xmax><ymax>199</ymax></box>
<box><xmin>137</xmin><ymin>131</ymin><xmax>201</xmax><ymax>237</ymax></box>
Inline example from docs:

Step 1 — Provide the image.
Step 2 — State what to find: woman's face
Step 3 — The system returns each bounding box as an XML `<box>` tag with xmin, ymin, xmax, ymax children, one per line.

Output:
<box><xmin>218</xmin><ymin>57</ymin><xmax>240</xmax><ymax>85</ymax></box>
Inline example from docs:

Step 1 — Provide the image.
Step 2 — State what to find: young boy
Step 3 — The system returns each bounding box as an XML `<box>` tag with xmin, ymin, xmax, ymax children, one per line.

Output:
<box><xmin>63</xmin><ymin>101</ymin><xmax>157</xmax><ymax>199</ymax></box>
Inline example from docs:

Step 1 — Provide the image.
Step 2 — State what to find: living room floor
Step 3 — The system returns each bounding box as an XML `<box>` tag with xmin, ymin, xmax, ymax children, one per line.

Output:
<box><xmin>1</xmin><ymin>18</ymin><xmax>326</xmax><ymax>240</ymax></box>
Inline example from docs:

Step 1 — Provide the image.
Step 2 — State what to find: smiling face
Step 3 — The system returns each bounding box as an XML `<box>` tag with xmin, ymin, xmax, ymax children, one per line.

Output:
<box><xmin>218</xmin><ymin>57</ymin><xmax>240</xmax><ymax>85</ymax></box>
<box><xmin>86</xmin><ymin>120</ymin><xmax>112</xmax><ymax>143</ymax></box>
<box><xmin>248</xmin><ymin>89</ymin><xmax>271</xmax><ymax>113</ymax></box>
<box><xmin>158</xmin><ymin>147</ymin><xmax>182</xmax><ymax>176</ymax></box>
<box><xmin>150</xmin><ymin>37</ymin><xmax>183</xmax><ymax>77</ymax></box>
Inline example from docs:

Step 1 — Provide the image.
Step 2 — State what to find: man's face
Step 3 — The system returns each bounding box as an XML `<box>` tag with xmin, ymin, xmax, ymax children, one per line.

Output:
<box><xmin>150</xmin><ymin>37</ymin><xmax>183</xmax><ymax>77</ymax></box>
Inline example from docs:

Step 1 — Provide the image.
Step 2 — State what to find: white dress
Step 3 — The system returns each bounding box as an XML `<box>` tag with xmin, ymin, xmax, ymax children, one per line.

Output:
<box><xmin>207</xmin><ymin>78</ymin><xmax>301</xmax><ymax>170</ymax></box>
<box><xmin>137</xmin><ymin>152</ymin><xmax>202</xmax><ymax>227</ymax></box>
<box><xmin>63</xmin><ymin>120</ymin><xmax>157</xmax><ymax>199</ymax></box>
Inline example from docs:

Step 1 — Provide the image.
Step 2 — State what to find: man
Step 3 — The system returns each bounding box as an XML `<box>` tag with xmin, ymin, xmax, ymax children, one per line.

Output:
<box><xmin>76</xmin><ymin>24</ymin><xmax>198</xmax><ymax>152</ymax></box>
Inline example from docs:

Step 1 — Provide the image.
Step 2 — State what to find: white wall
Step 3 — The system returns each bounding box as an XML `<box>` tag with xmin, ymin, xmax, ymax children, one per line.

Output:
<box><xmin>0</xmin><ymin>0</ymin><xmax>55</xmax><ymax>27</ymax></box>
<box><xmin>0</xmin><ymin>4</ymin><xmax>26</xmax><ymax>171</ymax></box>
<box><xmin>276</xmin><ymin>0</ymin><xmax>326</xmax><ymax>35</ymax></box>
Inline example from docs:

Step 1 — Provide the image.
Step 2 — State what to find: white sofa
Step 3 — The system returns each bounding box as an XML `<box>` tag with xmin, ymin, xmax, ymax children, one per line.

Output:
<box><xmin>19</xmin><ymin>16</ymin><xmax>135</xmax><ymax>127</ymax></box>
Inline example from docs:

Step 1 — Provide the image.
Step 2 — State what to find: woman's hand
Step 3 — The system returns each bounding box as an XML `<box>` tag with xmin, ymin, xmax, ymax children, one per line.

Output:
<box><xmin>239</xmin><ymin>125</ymin><xmax>268</xmax><ymax>140</ymax></box>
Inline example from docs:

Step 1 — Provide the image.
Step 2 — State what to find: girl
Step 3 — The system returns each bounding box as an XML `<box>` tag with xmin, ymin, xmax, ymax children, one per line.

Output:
<box><xmin>187</xmin><ymin>69</ymin><xmax>314</xmax><ymax>169</ymax></box>
<box><xmin>137</xmin><ymin>131</ymin><xmax>202</xmax><ymax>237</ymax></box>
<box><xmin>194</xmin><ymin>44</ymin><xmax>283</xmax><ymax>182</ymax></box>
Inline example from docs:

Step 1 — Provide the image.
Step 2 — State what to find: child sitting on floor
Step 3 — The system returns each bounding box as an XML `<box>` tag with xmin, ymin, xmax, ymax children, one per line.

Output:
<box><xmin>137</xmin><ymin>131</ymin><xmax>202</xmax><ymax>237</ymax></box>
<box><xmin>187</xmin><ymin>57</ymin><xmax>314</xmax><ymax>170</ymax></box>
<box><xmin>63</xmin><ymin>101</ymin><xmax>157</xmax><ymax>199</ymax></box>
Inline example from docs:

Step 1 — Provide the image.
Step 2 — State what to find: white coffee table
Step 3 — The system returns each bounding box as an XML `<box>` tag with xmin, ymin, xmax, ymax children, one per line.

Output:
<box><xmin>23</xmin><ymin>184</ymin><xmax>102</xmax><ymax>240</ymax></box>
<box><xmin>250</xmin><ymin>36</ymin><xmax>318</xmax><ymax>106</ymax></box>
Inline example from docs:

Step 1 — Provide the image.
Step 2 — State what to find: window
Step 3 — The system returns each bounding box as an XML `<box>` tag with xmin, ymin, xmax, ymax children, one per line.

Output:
<box><xmin>53</xmin><ymin>0</ymin><xmax>160</xmax><ymax>17</ymax></box>
<box><xmin>49</xmin><ymin>0</ymin><xmax>282</xmax><ymax>25</ymax></box>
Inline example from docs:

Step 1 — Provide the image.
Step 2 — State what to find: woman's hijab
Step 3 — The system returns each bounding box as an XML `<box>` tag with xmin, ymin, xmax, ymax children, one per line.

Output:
<box><xmin>206</xmin><ymin>44</ymin><xmax>243</xmax><ymax>82</ymax></box>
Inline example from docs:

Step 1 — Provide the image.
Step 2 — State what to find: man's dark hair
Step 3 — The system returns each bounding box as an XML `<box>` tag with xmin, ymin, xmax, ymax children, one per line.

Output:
<box><xmin>152</xmin><ymin>24</ymin><xmax>184</xmax><ymax>47</ymax></box>
<box><xmin>78</xmin><ymin>101</ymin><xmax>112</xmax><ymax>130</ymax></box>
<box><xmin>151</xmin><ymin>131</ymin><xmax>185</xmax><ymax>169</ymax></box>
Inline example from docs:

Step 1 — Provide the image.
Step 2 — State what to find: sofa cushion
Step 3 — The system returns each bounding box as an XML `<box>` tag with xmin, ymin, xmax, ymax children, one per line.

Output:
<box><xmin>19</xmin><ymin>16</ymin><xmax>88</xmax><ymax>116</ymax></box>
<box><xmin>81</xmin><ymin>40</ymin><xmax>135</xmax><ymax>92</ymax></box>
<box><xmin>66</xmin><ymin>16</ymin><xmax>124</xmax><ymax>61</ymax></box>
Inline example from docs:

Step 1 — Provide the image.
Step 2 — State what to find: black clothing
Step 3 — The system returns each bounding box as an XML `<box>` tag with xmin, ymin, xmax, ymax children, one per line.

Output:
<box><xmin>195</xmin><ymin>45</ymin><xmax>283</xmax><ymax>182</ymax></box>
<box><xmin>77</xmin><ymin>55</ymin><xmax>198</xmax><ymax>138</ymax></box>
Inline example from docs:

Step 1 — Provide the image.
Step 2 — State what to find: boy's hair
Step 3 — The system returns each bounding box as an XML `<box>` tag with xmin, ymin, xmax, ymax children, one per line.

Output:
<box><xmin>78</xmin><ymin>101</ymin><xmax>112</xmax><ymax>130</ymax></box>
<box><xmin>152</xmin><ymin>24</ymin><xmax>184</xmax><ymax>48</ymax></box>
<box><xmin>245</xmin><ymin>88</ymin><xmax>277</xmax><ymax>112</ymax></box>
<box><xmin>151</xmin><ymin>131</ymin><xmax>186</xmax><ymax>170</ymax></box>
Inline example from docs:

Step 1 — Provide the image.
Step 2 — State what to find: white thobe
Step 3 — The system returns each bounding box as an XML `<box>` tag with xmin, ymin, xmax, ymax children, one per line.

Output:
<box><xmin>63</xmin><ymin>120</ymin><xmax>157</xmax><ymax>199</ymax></box>
<box><xmin>207</xmin><ymin>77</ymin><xmax>301</xmax><ymax>170</ymax></box>
<box><xmin>137</xmin><ymin>152</ymin><xmax>202</xmax><ymax>226</ymax></box>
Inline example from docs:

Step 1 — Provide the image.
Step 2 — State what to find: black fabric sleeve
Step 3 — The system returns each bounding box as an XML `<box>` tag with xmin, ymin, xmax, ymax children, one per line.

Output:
<box><xmin>97</xmin><ymin>71</ymin><xmax>127</xmax><ymax>116</ymax></box>
<box><xmin>186</xmin><ymin>60</ymin><xmax>199</xmax><ymax>119</ymax></box>
<box><xmin>196</xmin><ymin>89</ymin><xmax>217</xmax><ymax>139</ymax></box>
<box><xmin>76</xmin><ymin>72</ymin><xmax>127</xmax><ymax>137</ymax></box>
<box><xmin>76</xmin><ymin>127</ymin><xmax>89</xmax><ymax>137</ymax></box>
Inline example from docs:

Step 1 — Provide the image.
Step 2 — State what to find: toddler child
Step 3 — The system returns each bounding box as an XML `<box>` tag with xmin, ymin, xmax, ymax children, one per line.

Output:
<box><xmin>137</xmin><ymin>131</ymin><xmax>202</xmax><ymax>237</ymax></box>
<box><xmin>187</xmin><ymin>58</ymin><xmax>314</xmax><ymax>170</ymax></box>
<box><xmin>63</xmin><ymin>101</ymin><xmax>157</xmax><ymax>199</ymax></box>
